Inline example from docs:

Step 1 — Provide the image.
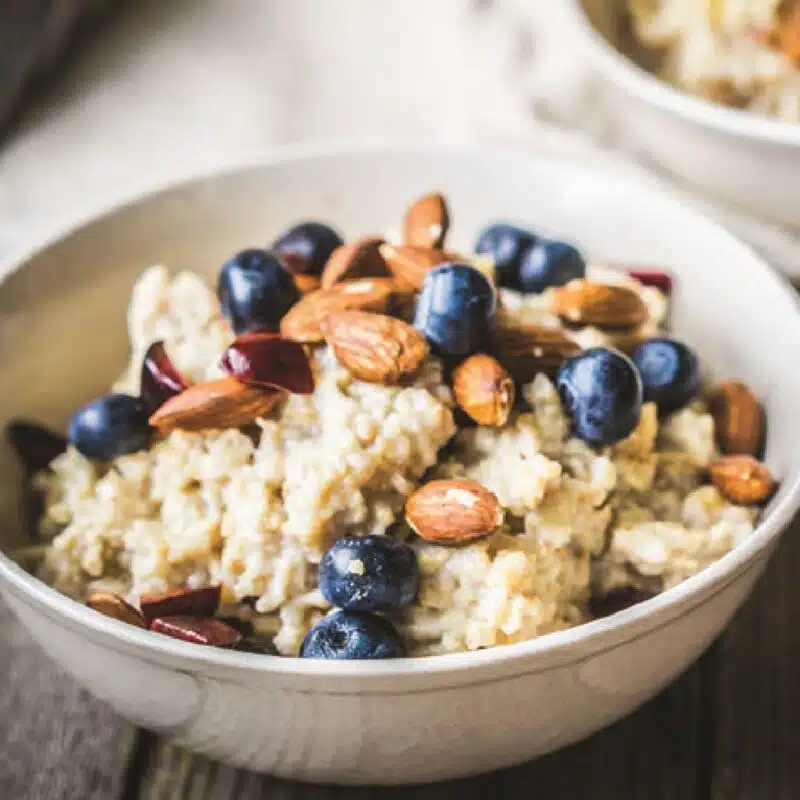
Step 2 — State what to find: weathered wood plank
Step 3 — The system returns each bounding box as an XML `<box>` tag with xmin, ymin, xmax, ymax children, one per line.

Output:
<box><xmin>0</xmin><ymin>598</ymin><xmax>138</xmax><ymax>800</ymax></box>
<box><xmin>711</xmin><ymin>514</ymin><xmax>800</xmax><ymax>800</ymax></box>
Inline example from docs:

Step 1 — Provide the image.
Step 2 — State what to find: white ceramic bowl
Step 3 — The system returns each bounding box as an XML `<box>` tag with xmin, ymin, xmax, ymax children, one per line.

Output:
<box><xmin>1</xmin><ymin>142</ymin><xmax>799</xmax><ymax>786</ymax></box>
<box><xmin>563</xmin><ymin>0</ymin><xmax>800</xmax><ymax>232</ymax></box>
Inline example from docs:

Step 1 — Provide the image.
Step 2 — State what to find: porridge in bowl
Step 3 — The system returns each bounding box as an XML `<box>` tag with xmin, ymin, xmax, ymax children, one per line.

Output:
<box><xmin>7</xmin><ymin>192</ymin><xmax>774</xmax><ymax>659</ymax></box>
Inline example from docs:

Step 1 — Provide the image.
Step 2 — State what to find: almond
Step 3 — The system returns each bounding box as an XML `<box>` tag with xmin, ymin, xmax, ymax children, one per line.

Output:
<box><xmin>710</xmin><ymin>455</ymin><xmax>775</xmax><ymax>505</ymax></box>
<box><xmin>280</xmin><ymin>278</ymin><xmax>398</xmax><ymax>343</ymax></box>
<box><xmin>150</xmin><ymin>616</ymin><xmax>242</xmax><ymax>648</ymax></box>
<box><xmin>149</xmin><ymin>377</ymin><xmax>282</xmax><ymax>433</ymax></box>
<box><xmin>707</xmin><ymin>380</ymin><xmax>765</xmax><ymax>456</ymax></box>
<box><xmin>87</xmin><ymin>591</ymin><xmax>147</xmax><ymax>628</ymax></box>
<box><xmin>320</xmin><ymin>237</ymin><xmax>388</xmax><ymax>288</ymax></box>
<box><xmin>552</xmin><ymin>281</ymin><xmax>648</xmax><ymax>329</ymax></box>
<box><xmin>379</xmin><ymin>243</ymin><xmax>451</xmax><ymax>290</ymax></box>
<box><xmin>490</xmin><ymin>323</ymin><xmax>581</xmax><ymax>382</ymax></box>
<box><xmin>403</xmin><ymin>192</ymin><xmax>450</xmax><ymax>249</ymax></box>
<box><xmin>322</xmin><ymin>311</ymin><xmax>429</xmax><ymax>384</ymax></box>
<box><xmin>294</xmin><ymin>273</ymin><xmax>321</xmax><ymax>294</ymax></box>
<box><xmin>452</xmin><ymin>354</ymin><xmax>515</xmax><ymax>427</ymax></box>
<box><xmin>406</xmin><ymin>478</ymin><xmax>504</xmax><ymax>544</ymax></box>
<box><xmin>139</xmin><ymin>585</ymin><xmax>221</xmax><ymax>625</ymax></box>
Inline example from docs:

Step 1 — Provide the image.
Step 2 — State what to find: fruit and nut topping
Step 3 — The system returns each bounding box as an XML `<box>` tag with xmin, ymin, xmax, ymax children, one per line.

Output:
<box><xmin>10</xmin><ymin>191</ymin><xmax>774</xmax><ymax>661</ymax></box>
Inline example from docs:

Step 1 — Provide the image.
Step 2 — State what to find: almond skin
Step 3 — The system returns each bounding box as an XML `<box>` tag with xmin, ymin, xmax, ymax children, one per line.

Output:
<box><xmin>707</xmin><ymin>380</ymin><xmax>765</xmax><ymax>456</ymax></box>
<box><xmin>139</xmin><ymin>585</ymin><xmax>221</xmax><ymax>625</ymax></box>
<box><xmin>322</xmin><ymin>311</ymin><xmax>429</xmax><ymax>384</ymax></box>
<box><xmin>320</xmin><ymin>237</ymin><xmax>388</xmax><ymax>288</ymax></box>
<box><xmin>403</xmin><ymin>192</ymin><xmax>450</xmax><ymax>249</ymax></box>
<box><xmin>406</xmin><ymin>478</ymin><xmax>504</xmax><ymax>544</ymax></box>
<box><xmin>453</xmin><ymin>354</ymin><xmax>515</xmax><ymax>427</ymax></box>
<box><xmin>280</xmin><ymin>278</ymin><xmax>398</xmax><ymax>343</ymax></box>
<box><xmin>490</xmin><ymin>323</ymin><xmax>581</xmax><ymax>382</ymax></box>
<box><xmin>710</xmin><ymin>455</ymin><xmax>775</xmax><ymax>505</ymax></box>
<box><xmin>379</xmin><ymin>243</ymin><xmax>451</xmax><ymax>290</ymax></box>
<box><xmin>87</xmin><ymin>592</ymin><xmax>147</xmax><ymax>628</ymax></box>
<box><xmin>552</xmin><ymin>281</ymin><xmax>648</xmax><ymax>329</ymax></box>
<box><xmin>149</xmin><ymin>377</ymin><xmax>282</xmax><ymax>433</ymax></box>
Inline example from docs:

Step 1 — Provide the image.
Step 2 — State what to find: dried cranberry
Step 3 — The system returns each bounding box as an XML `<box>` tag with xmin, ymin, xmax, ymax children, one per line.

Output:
<box><xmin>625</xmin><ymin>268</ymin><xmax>673</xmax><ymax>295</ymax></box>
<box><xmin>140</xmin><ymin>340</ymin><xmax>188</xmax><ymax>415</ymax></box>
<box><xmin>139</xmin><ymin>585</ymin><xmax>221</xmax><ymax>625</ymax></box>
<box><xmin>220</xmin><ymin>332</ymin><xmax>314</xmax><ymax>394</ymax></box>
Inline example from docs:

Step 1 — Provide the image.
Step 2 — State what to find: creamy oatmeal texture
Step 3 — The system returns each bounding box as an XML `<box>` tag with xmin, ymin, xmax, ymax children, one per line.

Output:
<box><xmin>34</xmin><ymin>262</ymin><xmax>761</xmax><ymax>656</ymax></box>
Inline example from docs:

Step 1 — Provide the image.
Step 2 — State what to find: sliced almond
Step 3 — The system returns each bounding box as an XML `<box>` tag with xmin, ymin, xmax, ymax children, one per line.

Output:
<box><xmin>379</xmin><ymin>243</ymin><xmax>452</xmax><ymax>290</ymax></box>
<box><xmin>406</xmin><ymin>479</ymin><xmax>504</xmax><ymax>544</ymax></box>
<box><xmin>322</xmin><ymin>311</ymin><xmax>429</xmax><ymax>384</ymax></box>
<box><xmin>709</xmin><ymin>455</ymin><xmax>775</xmax><ymax>505</ymax></box>
<box><xmin>403</xmin><ymin>192</ymin><xmax>450</xmax><ymax>249</ymax></box>
<box><xmin>707</xmin><ymin>380</ymin><xmax>765</xmax><ymax>456</ymax></box>
<box><xmin>149</xmin><ymin>377</ymin><xmax>282</xmax><ymax>433</ymax></box>
<box><xmin>280</xmin><ymin>278</ymin><xmax>398</xmax><ymax>343</ymax></box>
<box><xmin>452</xmin><ymin>354</ymin><xmax>515</xmax><ymax>427</ymax></box>
<box><xmin>552</xmin><ymin>280</ymin><xmax>648</xmax><ymax>329</ymax></box>
<box><xmin>87</xmin><ymin>592</ymin><xmax>147</xmax><ymax>628</ymax></box>
<box><xmin>320</xmin><ymin>237</ymin><xmax>388</xmax><ymax>288</ymax></box>
<box><xmin>490</xmin><ymin>323</ymin><xmax>581</xmax><ymax>382</ymax></box>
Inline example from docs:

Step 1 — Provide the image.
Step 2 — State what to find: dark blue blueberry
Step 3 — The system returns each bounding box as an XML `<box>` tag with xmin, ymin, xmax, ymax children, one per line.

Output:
<box><xmin>556</xmin><ymin>347</ymin><xmax>643</xmax><ymax>446</ymax></box>
<box><xmin>68</xmin><ymin>394</ymin><xmax>151</xmax><ymax>462</ymax></box>
<box><xmin>217</xmin><ymin>248</ymin><xmax>300</xmax><ymax>334</ymax></box>
<box><xmin>413</xmin><ymin>263</ymin><xmax>497</xmax><ymax>358</ymax></box>
<box><xmin>272</xmin><ymin>221</ymin><xmax>344</xmax><ymax>276</ymax></box>
<box><xmin>474</xmin><ymin>223</ymin><xmax>538</xmax><ymax>289</ymax></box>
<box><xmin>518</xmin><ymin>240</ymin><xmax>586</xmax><ymax>294</ymax></box>
<box><xmin>631</xmin><ymin>338</ymin><xmax>701</xmax><ymax>415</ymax></box>
<box><xmin>299</xmin><ymin>610</ymin><xmax>406</xmax><ymax>660</ymax></box>
<box><xmin>319</xmin><ymin>536</ymin><xmax>419</xmax><ymax>613</ymax></box>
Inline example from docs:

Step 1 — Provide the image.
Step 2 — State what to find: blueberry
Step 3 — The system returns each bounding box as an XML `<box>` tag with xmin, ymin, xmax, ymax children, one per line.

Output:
<box><xmin>518</xmin><ymin>240</ymin><xmax>586</xmax><ymax>294</ymax></box>
<box><xmin>319</xmin><ymin>536</ymin><xmax>419</xmax><ymax>613</ymax></box>
<box><xmin>299</xmin><ymin>610</ymin><xmax>406</xmax><ymax>660</ymax></box>
<box><xmin>272</xmin><ymin>221</ymin><xmax>343</xmax><ymax>276</ymax></box>
<box><xmin>474</xmin><ymin>223</ymin><xmax>537</xmax><ymax>289</ymax></box>
<box><xmin>217</xmin><ymin>248</ymin><xmax>300</xmax><ymax>334</ymax></box>
<box><xmin>631</xmin><ymin>338</ymin><xmax>701</xmax><ymax>415</ymax></box>
<box><xmin>556</xmin><ymin>347</ymin><xmax>643</xmax><ymax>446</ymax></box>
<box><xmin>414</xmin><ymin>263</ymin><xmax>497</xmax><ymax>358</ymax></box>
<box><xmin>68</xmin><ymin>394</ymin><xmax>151</xmax><ymax>462</ymax></box>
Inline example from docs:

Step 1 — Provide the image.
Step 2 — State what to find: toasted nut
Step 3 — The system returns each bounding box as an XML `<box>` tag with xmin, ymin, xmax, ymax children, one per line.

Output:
<box><xmin>552</xmin><ymin>280</ymin><xmax>648</xmax><ymax>329</ymax></box>
<box><xmin>139</xmin><ymin>585</ymin><xmax>221</xmax><ymax>624</ymax></box>
<box><xmin>150</xmin><ymin>616</ymin><xmax>242</xmax><ymax>648</ymax></box>
<box><xmin>707</xmin><ymin>380</ymin><xmax>765</xmax><ymax>456</ymax></box>
<box><xmin>149</xmin><ymin>378</ymin><xmax>282</xmax><ymax>433</ymax></box>
<box><xmin>322</xmin><ymin>311</ymin><xmax>429</xmax><ymax>384</ymax></box>
<box><xmin>453</xmin><ymin>354</ymin><xmax>515</xmax><ymax>427</ymax></box>
<box><xmin>710</xmin><ymin>455</ymin><xmax>775</xmax><ymax>505</ymax></box>
<box><xmin>87</xmin><ymin>592</ymin><xmax>147</xmax><ymax>628</ymax></box>
<box><xmin>140</xmin><ymin>340</ymin><xmax>189</xmax><ymax>416</ymax></box>
<box><xmin>320</xmin><ymin>237</ymin><xmax>388</xmax><ymax>288</ymax></box>
<box><xmin>280</xmin><ymin>278</ymin><xmax>398</xmax><ymax>343</ymax></box>
<box><xmin>379</xmin><ymin>243</ymin><xmax>451</xmax><ymax>290</ymax></box>
<box><xmin>294</xmin><ymin>273</ymin><xmax>321</xmax><ymax>294</ymax></box>
<box><xmin>403</xmin><ymin>192</ymin><xmax>450</xmax><ymax>249</ymax></box>
<box><xmin>490</xmin><ymin>323</ymin><xmax>581</xmax><ymax>382</ymax></box>
<box><xmin>406</xmin><ymin>478</ymin><xmax>504</xmax><ymax>544</ymax></box>
<box><xmin>220</xmin><ymin>332</ymin><xmax>314</xmax><ymax>394</ymax></box>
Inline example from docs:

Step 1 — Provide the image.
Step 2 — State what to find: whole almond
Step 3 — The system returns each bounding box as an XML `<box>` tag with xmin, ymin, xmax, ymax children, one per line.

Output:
<box><xmin>87</xmin><ymin>591</ymin><xmax>147</xmax><ymax>628</ymax></box>
<box><xmin>453</xmin><ymin>354</ymin><xmax>515</xmax><ymax>427</ymax></box>
<box><xmin>710</xmin><ymin>455</ymin><xmax>775</xmax><ymax>505</ymax></box>
<box><xmin>707</xmin><ymin>380</ymin><xmax>765</xmax><ymax>456</ymax></box>
<box><xmin>280</xmin><ymin>278</ymin><xmax>398</xmax><ymax>343</ymax></box>
<box><xmin>490</xmin><ymin>323</ymin><xmax>581</xmax><ymax>382</ymax></box>
<box><xmin>149</xmin><ymin>377</ymin><xmax>282</xmax><ymax>433</ymax></box>
<box><xmin>150</xmin><ymin>616</ymin><xmax>242</xmax><ymax>648</ymax></box>
<box><xmin>552</xmin><ymin>281</ymin><xmax>648</xmax><ymax>329</ymax></box>
<box><xmin>403</xmin><ymin>192</ymin><xmax>450</xmax><ymax>249</ymax></box>
<box><xmin>320</xmin><ymin>237</ymin><xmax>388</xmax><ymax>288</ymax></box>
<box><xmin>406</xmin><ymin>478</ymin><xmax>504</xmax><ymax>544</ymax></box>
<box><xmin>322</xmin><ymin>311</ymin><xmax>429</xmax><ymax>384</ymax></box>
<box><xmin>139</xmin><ymin>585</ymin><xmax>221</xmax><ymax>625</ymax></box>
<box><xmin>379</xmin><ymin>243</ymin><xmax>451</xmax><ymax>290</ymax></box>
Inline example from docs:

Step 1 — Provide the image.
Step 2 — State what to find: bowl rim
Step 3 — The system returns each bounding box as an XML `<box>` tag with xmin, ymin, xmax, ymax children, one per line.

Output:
<box><xmin>1</xmin><ymin>138</ymin><xmax>799</xmax><ymax>682</ymax></box>
<box><xmin>562</xmin><ymin>0</ymin><xmax>800</xmax><ymax>148</ymax></box>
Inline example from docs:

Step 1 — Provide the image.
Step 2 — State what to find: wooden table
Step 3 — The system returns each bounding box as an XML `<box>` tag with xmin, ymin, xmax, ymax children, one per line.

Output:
<box><xmin>1</xmin><ymin>512</ymin><xmax>797</xmax><ymax>799</ymax></box>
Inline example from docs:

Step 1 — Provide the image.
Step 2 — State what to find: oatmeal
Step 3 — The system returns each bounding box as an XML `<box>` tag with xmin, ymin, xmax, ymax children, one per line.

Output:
<box><xmin>11</xmin><ymin>194</ymin><xmax>773</xmax><ymax>660</ymax></box>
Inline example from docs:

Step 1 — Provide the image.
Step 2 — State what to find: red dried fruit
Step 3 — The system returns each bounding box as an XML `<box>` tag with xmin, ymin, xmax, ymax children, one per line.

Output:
<box><xmin>5</xmin><ymin>419</ymin><xmax>67</xmax><ymax>474</ymax></box>
<box><xmin>139</xmin><ymin>585</ymin><xmax>221</xmax><ymax>625</ymax></box>
<box><xmin>140</xmin><ymin>340</ymin><xmax>189</xmax><ymax>415</ymax></box>
<box><xmin>625</xmin><ymin>269</ymin><xmax>673</xmax><ymax>295</ymax></box>
<box><xmin>150</xmin><ymin>616</ymin><xmax>242</xmax><ymax>648</ymax></box>
<box><xmin>220</xmin><ymin>332</ymin><xmax>314</xmax><ymax>394</ymax></box>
